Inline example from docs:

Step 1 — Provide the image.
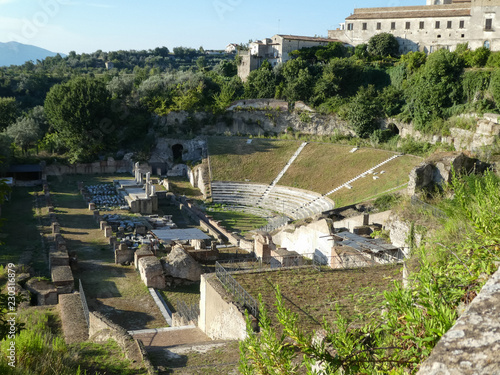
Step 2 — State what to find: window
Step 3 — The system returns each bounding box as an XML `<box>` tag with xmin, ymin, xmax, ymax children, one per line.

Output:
<box><xmin>347</xmin><ymin>23</ymin><xmax>353</xmax><ymax>31</ymax></box>
<box><xmin>459</xmin><ymin>20</ymin><xmax>465</xmax><ymax>29</ymax></box>
<box><xmin>391</xmin><ymin>22</ymin><xmax>396</xmax><ymax>30</ymax></box>
<box><xmin>435</xmin><ymin>21</ymin><xmax>440</xmax><ymax>29</ymax></box>
<box><xmin>447</xmin><ymin>21</ymin><xmax>452</xmax><ymax>29</ymax></box>
<box><xmin>419</xmin><ymin>21</ymin><xmax>425</xmax><ymax>29</ymax></box>
<box><xmin>461</xmin><ymin>34</ymin><xmax>465</xmax><ymax>38</ymax></box>
<box><xmin>406</xmin><ymin>22</ymin><xmax>411</xmax><ymax>30</ymax></box>
<box><xmin>484</xmin><ymin>40</ymin><xmax>491</xmax><ymax>49</ymax></box>
<box><xmin>376</xmin><ymin>22</ymin><xmax>381</xmax><ymax>30</ymax></box>
<box><xmin>485</xmin><ymin>18</ymin><xmax>493</xmax><ymax>31</ymax></box>
<box><xmin>362</xmin><ymin>22</ymin><xmax>367</xmax><ymax>30</ymax></box>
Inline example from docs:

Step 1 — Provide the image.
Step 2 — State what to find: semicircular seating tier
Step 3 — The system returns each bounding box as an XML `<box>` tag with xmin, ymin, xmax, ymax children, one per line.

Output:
<box><xmin>211</xmin><ymin>181</ymin><xmax>335</xmax><ymax>221</ymax></box>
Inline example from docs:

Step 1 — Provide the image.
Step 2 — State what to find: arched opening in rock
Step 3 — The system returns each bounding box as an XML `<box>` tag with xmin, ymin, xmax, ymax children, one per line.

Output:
<box><xmin>172</xmin><ymin>144</ymin><xmax>184</xmax><ymax>163</ymax></box>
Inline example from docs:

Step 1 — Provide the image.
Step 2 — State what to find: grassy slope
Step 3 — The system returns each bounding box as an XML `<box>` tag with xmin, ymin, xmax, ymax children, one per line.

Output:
<box><xmin>209</xmin><ymin>137</ymin><xmax>302</xmax><ymax>183</ymax></box>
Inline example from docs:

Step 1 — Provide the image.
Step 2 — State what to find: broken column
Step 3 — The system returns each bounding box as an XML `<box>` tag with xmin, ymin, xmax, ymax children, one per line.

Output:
<box><xmin>134</xmin><ymin>162</ymin><xmax>140</xmax><ymax>183</ymax></box>
<box><xmin>100</xmin><ymin>221</ymin><xmax>107</xmax><ymax>231</ymax></box>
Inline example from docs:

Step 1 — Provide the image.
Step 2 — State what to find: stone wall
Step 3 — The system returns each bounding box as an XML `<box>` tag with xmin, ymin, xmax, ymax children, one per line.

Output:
<box><xmin>45</xmin><ymin>158</ymin><xmax>132</xmax><ymax>176</ymax></box>
<box><xmin>198</xmin><ymin>273</ymin><xmax>248</xmax><ymax>340</ymax></box>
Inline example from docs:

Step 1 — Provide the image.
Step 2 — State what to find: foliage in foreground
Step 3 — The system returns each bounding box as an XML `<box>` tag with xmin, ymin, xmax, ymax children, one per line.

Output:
<box><xmin>239</xmin><ymin>170</ymin><xmax>500</xmax><ymax>374</ymax></box>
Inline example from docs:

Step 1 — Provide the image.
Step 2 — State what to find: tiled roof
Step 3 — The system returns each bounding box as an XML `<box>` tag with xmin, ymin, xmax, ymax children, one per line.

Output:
<box><xmin>346</xmin><ymin>8</ymin><xmax>471</xmax><ymax>20</ymax></box>
<box><xmin>277</xmin><ymin>34</ymin><xmax>338</xmax><ymax>43</ymax></box>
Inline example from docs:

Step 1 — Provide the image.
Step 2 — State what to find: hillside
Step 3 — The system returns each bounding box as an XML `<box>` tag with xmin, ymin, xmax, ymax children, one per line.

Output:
<box><xmin>0</xmin><ymin>41</ymin><xmax>64</xmax><ymax>66</ymax></box>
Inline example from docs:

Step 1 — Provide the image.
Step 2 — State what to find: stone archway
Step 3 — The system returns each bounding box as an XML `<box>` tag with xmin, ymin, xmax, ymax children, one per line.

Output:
<box><xmin>172</xmin><ymin>144</ymin><xmax>184</xmax><ymax>163</ymax></box>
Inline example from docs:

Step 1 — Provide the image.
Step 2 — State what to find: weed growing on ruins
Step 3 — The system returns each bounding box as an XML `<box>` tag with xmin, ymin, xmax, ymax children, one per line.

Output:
<box><xmin>239</xmin><ymin>171</ymin><xmax>500</xmax><ymax>374</ymax></box>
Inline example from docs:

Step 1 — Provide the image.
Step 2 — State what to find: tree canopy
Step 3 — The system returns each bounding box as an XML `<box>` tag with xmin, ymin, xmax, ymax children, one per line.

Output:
<box><xmin>44</xmin><ymin>76</ymin><xmax>113</xmax><ymax>162</ymax></box>
<box><xmin>367</xmin><ymin>33</ymin><xmax>400</xmax><ymax>57</ymax></box>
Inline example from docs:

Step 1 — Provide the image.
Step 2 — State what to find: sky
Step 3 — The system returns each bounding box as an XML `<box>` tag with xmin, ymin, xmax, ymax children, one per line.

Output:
<box><xmin>0</xmin><ymin>0</ymin><xmax>424</xmax><ymax>54</ymax></box>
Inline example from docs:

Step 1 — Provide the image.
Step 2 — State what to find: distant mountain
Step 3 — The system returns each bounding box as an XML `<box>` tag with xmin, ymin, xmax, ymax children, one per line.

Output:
<box><xmin>0</xmin><ymin>42</ymin><xmax>65</xmax><ymax>66</ymax></box>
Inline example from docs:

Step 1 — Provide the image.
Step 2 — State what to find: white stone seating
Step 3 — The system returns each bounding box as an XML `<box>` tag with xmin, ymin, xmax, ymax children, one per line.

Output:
<box><xmin>211</xmin><ymin>181</ymin><xmax>334</xmax><ymax>220</ymax></box>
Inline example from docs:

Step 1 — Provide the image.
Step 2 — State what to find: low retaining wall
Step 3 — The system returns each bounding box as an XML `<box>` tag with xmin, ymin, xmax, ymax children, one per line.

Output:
<box><xmin>45</xmin><ymin>159</ymin><xmax>132</xmax><ymax>176</ymax></box>
<box><xmin>89</xmin><ymin>311</ymin><xmax>156</xmax><ymax>374</ymax></box>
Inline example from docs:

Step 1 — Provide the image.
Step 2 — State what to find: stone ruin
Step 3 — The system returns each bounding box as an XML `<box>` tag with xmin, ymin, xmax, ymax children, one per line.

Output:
<box><xmin>162</xmin><ymin>245</ymin><xmax>203</xmax><ymax>283</ymax></box>
<box><xmin>138</xmin><ymin>256</ymin><xmax>165</xmax><ymax>289</ymax></box>
<box><xmin>407</xmin><ymin>152</ymin><xmax>490</xmax><ymax>196</ymax></box>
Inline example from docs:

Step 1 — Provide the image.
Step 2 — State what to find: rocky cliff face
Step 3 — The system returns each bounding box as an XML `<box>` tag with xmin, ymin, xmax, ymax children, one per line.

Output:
<box><xmin>407</xmin><ymin>153</ymin><xmax>490</xmax><ymax>196</ymax></box>
<box><xmin>154</xmin><ymin>109</ymin><xmax>354</xmax><ymax>138</ymax></box>
<box><xmin>389</xmin><ymin>113</ymin><xmax>500</xmax><ymax>154</ymax></box>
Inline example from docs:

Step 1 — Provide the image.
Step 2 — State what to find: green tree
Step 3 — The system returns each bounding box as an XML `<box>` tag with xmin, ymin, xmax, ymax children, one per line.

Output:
<box><xmin>244</xmin><ymin>61</ymin><xmax>277</xmax><ymax>99</ymax></box>
<box><xmin>5</xmin><ymin>117</ymin><xmax>42</xmax><ymax>155</ymax></box>
<box><xmin>44</xmin><ymin>76</ymin><xmax>113</xmax><ymax>162</ymax></box>
<box><xmin>403</xmin><ymin>49</ymin><xmax>464</xmax><ymax>130</ymax></box>
<box><xmin>345</xmin><ymin>85</ymin><xmax>381</xmax><ymax>137</ymax></box>
<box><xmin>0</xmin><ymin>97</ymin><xmax>18</xmax><ymax>131</ymax></box>
<box><xmin>367</xmin><ymin>33</ymin><xmax>399</xmax><ymax>57</ymax></box>
<box><xmin>489</xmin><ymin>68</ymin><xmax>500</xmax><ymax>108</ymax></box>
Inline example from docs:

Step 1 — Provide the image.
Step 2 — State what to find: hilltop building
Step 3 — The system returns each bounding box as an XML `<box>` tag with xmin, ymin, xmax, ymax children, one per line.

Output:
<box><xmin>237</xmin><ymin>34</ymin><xmax>340</xmax><ymax>81</ymax></box>
<box><xmin>329</xmin><ymin>0</ymin><xmax>500</xmax><ymax>54</ymax></box>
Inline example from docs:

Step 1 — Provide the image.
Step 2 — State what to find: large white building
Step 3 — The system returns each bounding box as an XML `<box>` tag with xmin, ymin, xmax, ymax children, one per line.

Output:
<box><xmin>329</xmin><ymin>0</ymin><xmax>500</xmax><ymax>54</ymax></box>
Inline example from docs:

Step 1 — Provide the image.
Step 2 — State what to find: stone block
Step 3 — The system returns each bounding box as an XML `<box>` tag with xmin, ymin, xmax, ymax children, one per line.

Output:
<box><xmin>25</xmin><ymin>278</ymin><xmax>58</xmax><ymax>305</ymax></box>
<box><xmin>89</xmin><ymin>202</ymin><xmax>96</xmax><ymax>211</ymax></box>
<box><xmin>138</xmin><ymin>257</ymin><xmax>165</xmax><ymax>289</ymax></box>
<box><xmin>49</xmin><ymin>248</ymin><xmax>69</xmax><ymax>267</ymax></box>
<box><xmin>100</xmin><ymin>221</ymin><xmax>107</xmax><ymax>230</ymax></box>
<box><xmin>51</xmin><ymin>266</ymin><xmax>74</xmax><ymax>294</ymax></box>
<box><xmin>115</xmin><ymin>248</ymin><xmax>134</xmax><ymax>264</ymax></box>
<box><xmin>134</xmin><ymin>247</ymin><xmax>154</xmax><ymax>268</ymax></box>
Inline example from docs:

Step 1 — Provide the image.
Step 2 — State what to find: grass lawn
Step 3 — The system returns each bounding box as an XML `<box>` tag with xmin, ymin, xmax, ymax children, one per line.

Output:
<box><xmin>209</xmin><ymin>137</ymin><xmax>302</xmax><ymax>183</ymax></box>
<box><xmin>0</xmin><ymin>187</ymin><xmax>48</xmax><ymax>276</ymax></box>
<box><xmin>233</xmin><ymin>265</ymin><xmax>402</xmax><ymax>332</ymax></box>
<box><xmin>206</xmin><ymin>209</ymin><xmax>268</xmax><ymax>234</ymax></box>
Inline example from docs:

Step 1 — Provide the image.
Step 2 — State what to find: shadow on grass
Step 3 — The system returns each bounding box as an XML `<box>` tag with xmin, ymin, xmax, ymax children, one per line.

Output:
<box><xmin>208</xmin><ymin>136</ymin><xmax>280</xmax><ymax>157</ymax></box>
<box><xmin>91</xmin><ymin>299</ymin><xmax>161</xmax><ymax>331</ymax></box>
